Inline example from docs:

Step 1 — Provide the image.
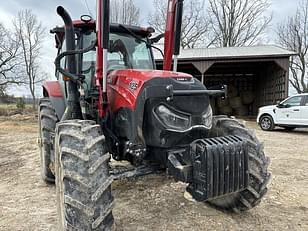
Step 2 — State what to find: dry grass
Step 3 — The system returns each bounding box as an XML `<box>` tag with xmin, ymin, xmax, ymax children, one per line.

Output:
<box><xmin>0</xmin><ymin>118</ymin><xmax>308</xmax><ymax>231</ymax></box>
<box><xmin>0</xmin><ymin>104</ymin><xmax>36</xmax><ymax>116</ymax></box>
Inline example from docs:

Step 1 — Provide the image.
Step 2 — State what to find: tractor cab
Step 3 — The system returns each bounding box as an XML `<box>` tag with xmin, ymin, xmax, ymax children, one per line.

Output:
<box><xmin>51</xmin><ymin>20</ymin><xmax>164</xmax><ymax>107</ymax></box>
<box><xmin>52</xmin><ymin>20</ymin><xmax>156</xmax><ymax>80</ymax></box>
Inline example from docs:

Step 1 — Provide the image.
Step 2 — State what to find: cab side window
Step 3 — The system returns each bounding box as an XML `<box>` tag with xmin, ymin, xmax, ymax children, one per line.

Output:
<box><xmin>282</xmin><ymin>96</ymin><xmax>303</xmax><ymax>107</ymax></box>
<box><xmin>304</xmin><ymin>96</ymin><xmax>308</xmax><ymax>106</ymax></box>
<box><xmin>56</xmin><ymin>40</ymin><xmax>66</xmax><ymax>80</ymax></box>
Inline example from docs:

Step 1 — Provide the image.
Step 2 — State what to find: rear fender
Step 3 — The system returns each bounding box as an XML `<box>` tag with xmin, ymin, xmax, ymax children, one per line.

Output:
<box><xmin>42</xmin><ymin>81</ymin><xmax>66</xmax><ymax>119</ymax></box>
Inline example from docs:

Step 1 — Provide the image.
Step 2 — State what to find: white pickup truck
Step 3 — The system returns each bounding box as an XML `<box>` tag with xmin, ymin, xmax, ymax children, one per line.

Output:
<box><xmin>257</xmin><ymin>93</ymin><xmax>308</xmax><ymax>131</ymax></box>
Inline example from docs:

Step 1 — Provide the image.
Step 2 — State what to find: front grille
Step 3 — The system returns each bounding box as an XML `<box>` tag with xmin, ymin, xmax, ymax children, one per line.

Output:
<box><xmin>188</xmin><ymin>135</ymin><xmax>249</xmax><ymax>201</ymax></box>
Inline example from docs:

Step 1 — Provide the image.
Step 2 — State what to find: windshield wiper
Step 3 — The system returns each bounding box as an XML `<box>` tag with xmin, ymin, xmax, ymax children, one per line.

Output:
<box><xmin>118</xmin><ymin>24</ymin><xmax>164</xmax><ymax>57</ymax></box>
<box><xmin>118</xmin><ymin>24</ymin><xmax>147</xmax><ymax>44</ymax></box>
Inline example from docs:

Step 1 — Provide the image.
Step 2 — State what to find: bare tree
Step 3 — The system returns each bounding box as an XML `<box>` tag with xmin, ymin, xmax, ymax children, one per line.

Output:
<box><xmin>13</xmin><ymin>10</ymin><xmax>45</xmax><ymax>108</ymax></box>
<box><xmin>0</xmin><ymin>23</ymin><xmax>23</xmax><ymax>87</ymax></box>
<box><xmin>277</xmin><ymin>0</ymin><xmax>308</xmax><ymax>93</ymax></box>
<box><xmin>0</xmin><ymin>85</ymin><xmax>7</xmax><ymax>97</ymax></box>
<box><xmin>208</xmin><ymin>0</ymin><xmax>272</xmax><ymax>47</ymax></box>
<box><xmin>110</xmin><ymin>0</ymin><xmax>140</xmax><ymax>25</ymax></box>
<box><xmin>148</xmin><ymin>0</ymin><xmax>213</xmax><ymax>49</ymax></box>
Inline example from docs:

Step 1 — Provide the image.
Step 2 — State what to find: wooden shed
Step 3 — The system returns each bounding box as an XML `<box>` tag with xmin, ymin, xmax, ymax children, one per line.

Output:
<box><xmin>155</xmin><ymin>45</ymin><xmax>295</xmax><ymax>116</ymax></box>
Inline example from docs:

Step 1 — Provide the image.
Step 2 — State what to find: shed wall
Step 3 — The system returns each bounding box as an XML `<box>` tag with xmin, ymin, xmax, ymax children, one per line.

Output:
<box><xmin>156</xmin><ymin>57</ymin><xmax>290</xmax><ymax>116</ymax></box>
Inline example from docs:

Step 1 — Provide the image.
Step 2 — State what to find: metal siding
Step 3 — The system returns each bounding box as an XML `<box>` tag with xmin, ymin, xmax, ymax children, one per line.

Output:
<box><xmin>154</xmin><ymin>45</ymin><xmax>296</xmax><ymax>61</ymax></box>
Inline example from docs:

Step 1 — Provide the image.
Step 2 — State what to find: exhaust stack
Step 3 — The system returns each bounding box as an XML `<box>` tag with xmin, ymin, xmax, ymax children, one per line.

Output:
<box><xmin>56</xmin><ymin>6</ymin><xmax>82</xmax><ymax>120</ymax></box>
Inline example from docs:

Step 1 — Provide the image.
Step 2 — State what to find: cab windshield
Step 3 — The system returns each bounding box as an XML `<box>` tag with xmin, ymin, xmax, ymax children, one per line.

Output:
<box><xmin>82</xmin><ymin>31</ymin><xmax>154</xmax><ymax>76</ymax></box>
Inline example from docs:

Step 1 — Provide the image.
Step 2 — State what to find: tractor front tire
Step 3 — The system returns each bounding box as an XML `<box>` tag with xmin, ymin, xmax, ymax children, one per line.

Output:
<box><xmin>206</xmin><ymin>116</ymin><xmax>271</xmax><ymax>212</ymax></box>
<box><xmin>55</xmin><ymin>120</ymin><xmax>114</xmax><ymax>230</ymax></box>
<box><xmin>38</xmin><ymin>98</ymin><xmax>58</xmax><ymax>183</ymax></box>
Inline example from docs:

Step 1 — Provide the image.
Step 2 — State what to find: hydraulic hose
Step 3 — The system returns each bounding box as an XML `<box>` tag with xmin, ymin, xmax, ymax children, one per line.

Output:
<box><xmin>55</xmin><ymin>41</ymin><xmax>97</xmax><ymax>83</ymax></box>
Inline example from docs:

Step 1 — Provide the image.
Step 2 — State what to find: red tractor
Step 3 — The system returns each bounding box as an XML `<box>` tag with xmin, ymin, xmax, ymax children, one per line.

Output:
<box><xmin>38</xmin><ymin>0</ymin><xmax>270</xmax><ymax>230</ymax></box>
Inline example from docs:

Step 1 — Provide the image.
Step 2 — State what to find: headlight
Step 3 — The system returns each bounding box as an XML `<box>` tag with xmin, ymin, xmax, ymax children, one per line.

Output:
<box><xmin>155</xmin><ymin>105</ymin><xmax>190</xmax><ymax>130</ymax></box>
<box><xmin>202</xmin><ymin>105</ymin><xmax>212</xmax><ymax>129</ymax></box>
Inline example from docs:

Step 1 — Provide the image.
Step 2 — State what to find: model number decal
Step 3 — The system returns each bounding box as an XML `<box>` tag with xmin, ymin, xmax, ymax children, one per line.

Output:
<box><xmin>173</xmin><ymin>77</ymin><xmax>192</xmax><ymax>82</ymax></box>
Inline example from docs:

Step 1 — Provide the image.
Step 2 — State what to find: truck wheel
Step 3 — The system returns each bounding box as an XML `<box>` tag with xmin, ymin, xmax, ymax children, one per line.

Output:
<box><xmin>38</xmin><ymin>98</ymin><xmax>58</xmax><ymax>183</ymax></box>
<box><xmin>206</xmin><ymin>116</ymin><xmax>271</xmax><ymax>212</ymax></box>
<box><xmin>259</xmin><ymin>115</ymin><xmax>274</xmax><ymax>131</ymax></box>
<box><xmin>55</xmin><ymin>120</ymin><xmax>114</xmax><ymax>230</ymax></box>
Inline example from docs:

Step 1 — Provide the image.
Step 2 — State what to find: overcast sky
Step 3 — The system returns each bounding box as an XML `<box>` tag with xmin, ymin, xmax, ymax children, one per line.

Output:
<box><xmin>0</xmin><ymin>0</ymin><xmax>301</xmax><ymax>97</ymax></box>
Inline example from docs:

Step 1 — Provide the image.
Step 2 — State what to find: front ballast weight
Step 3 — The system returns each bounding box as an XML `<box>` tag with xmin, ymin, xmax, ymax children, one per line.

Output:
<box><xmin>167</xmin><ymin>135</ymin><xmax>249</xmax><ymax>201</ymax></box>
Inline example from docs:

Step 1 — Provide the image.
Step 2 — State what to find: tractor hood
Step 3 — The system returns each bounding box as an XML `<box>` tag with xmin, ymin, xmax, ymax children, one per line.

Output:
<box><xmin>108</xmin><ymin>69</ymin><xmax>193</xmax><ymax>87</ymax></box>
<box><xmin>107</xmin><ymin>69</ymin><xmax>212</xmax><ymax>148</ymax></box>
<box><xmin>107</xmin><ymin>69</ymin><xmax>198</xmax><ymax>112</ymax></box>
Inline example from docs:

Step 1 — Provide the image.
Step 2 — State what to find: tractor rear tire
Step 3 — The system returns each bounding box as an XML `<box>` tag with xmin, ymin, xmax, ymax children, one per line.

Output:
<box><xmin>38</xmin><ymin>98</ymin><xmax>58</xmax><ymax>183</ymax></box>
<box><xmin>55</xmin><ymin>120</ymin><xmax>114</xmax><ymax>230</ymax></box>
<box><xmin>206</xmin><ymin>116</ymin><xmax>271</xmax><ymax>212</ymax></box>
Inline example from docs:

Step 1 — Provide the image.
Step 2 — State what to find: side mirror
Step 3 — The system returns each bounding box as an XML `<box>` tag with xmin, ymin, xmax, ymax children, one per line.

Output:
<box><xmin>150</xmin><ymin>33</ymin><xmax>164</xmax><ymax>44</ymax></box>
<box><xmin>277</xmin><ymin>103</ymin><xmax>291</xmax><ymax>108</ymax></box>
<box><xmin>285</xmin><ymin>104</ymin><xmax>292</xmax><ymax>108</ymax></box>
<box><xmin>277</xmin><ymin>103</ymin><xmax>283</xmax><ymax>108</ymax></box>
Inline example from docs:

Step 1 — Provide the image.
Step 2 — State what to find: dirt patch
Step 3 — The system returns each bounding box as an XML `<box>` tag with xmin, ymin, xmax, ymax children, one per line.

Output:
<box><xmin>0</xmin><ymin>118</ymin><xmax>308</xmax><ymax>230</ymax></box>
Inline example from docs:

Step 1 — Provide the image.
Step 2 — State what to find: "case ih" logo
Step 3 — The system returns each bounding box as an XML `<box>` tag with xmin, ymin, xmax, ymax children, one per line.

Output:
<box><xmin>129</xmin><ymin>81</ymin><xmax>138</xmax><ymax>91</ymax></box>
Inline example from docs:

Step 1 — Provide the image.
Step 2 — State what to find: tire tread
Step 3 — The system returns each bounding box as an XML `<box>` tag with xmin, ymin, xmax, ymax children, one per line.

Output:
<box><xmin>207</xmin><ymin>116</ymin><xmax>271</xmax><ymax>212</ymax></box>
<box><xmin>55</xmin><ymin>120</ymin><xmax>114</xmax><ymax>231</ymax></box>
<box><xmin>38</xmin><ymin>98</ymin><xmax>58</xmax><ymax>183</ymax></box>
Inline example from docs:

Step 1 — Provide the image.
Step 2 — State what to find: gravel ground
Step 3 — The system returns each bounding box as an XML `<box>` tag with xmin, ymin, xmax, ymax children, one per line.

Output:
<box><xmin>0</xmin><ymin>116</ymin><xmax>308</xmax><ymax>231</ymax></box>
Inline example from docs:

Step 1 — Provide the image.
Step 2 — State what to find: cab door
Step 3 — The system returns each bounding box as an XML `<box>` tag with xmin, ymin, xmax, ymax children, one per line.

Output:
<box><xmin>276</xmin><ymin>95</ymin><xmax>304</xmax><ymax>125</ymax></box>
<box><xmin>300</xmin><ymin>96</ymin><xmax>308</xmax><ymax>125</ymax></box>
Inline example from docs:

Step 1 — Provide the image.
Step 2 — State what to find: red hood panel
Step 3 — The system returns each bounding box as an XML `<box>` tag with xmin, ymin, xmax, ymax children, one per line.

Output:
<box><xmin>107</xmin><ymin>69</ymin><xmax>193</xmax><ymax>112</ymax></box>
<box><xmin>110</xmin><ymin>69</ymin><xmax>193</xmax><ymax>79</ymax></box>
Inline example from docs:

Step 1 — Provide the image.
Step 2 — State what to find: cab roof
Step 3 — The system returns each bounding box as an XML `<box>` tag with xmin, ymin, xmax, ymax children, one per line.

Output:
<box><xmin>50</xmin><ymin>20</ymin><xmax>154</xmax><ymax>48</ymax></box>
<box><xmin>71</xmin><ymin>20</ymin><xmax>153</xmax><ymax>36</ymax></box>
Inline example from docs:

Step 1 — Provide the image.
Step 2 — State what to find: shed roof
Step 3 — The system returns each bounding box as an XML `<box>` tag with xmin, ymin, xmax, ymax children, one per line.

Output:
<box><xmin>154</xmin><ymin>45</ymin><xmax>296</xmax><ymax>61</ymax></box>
